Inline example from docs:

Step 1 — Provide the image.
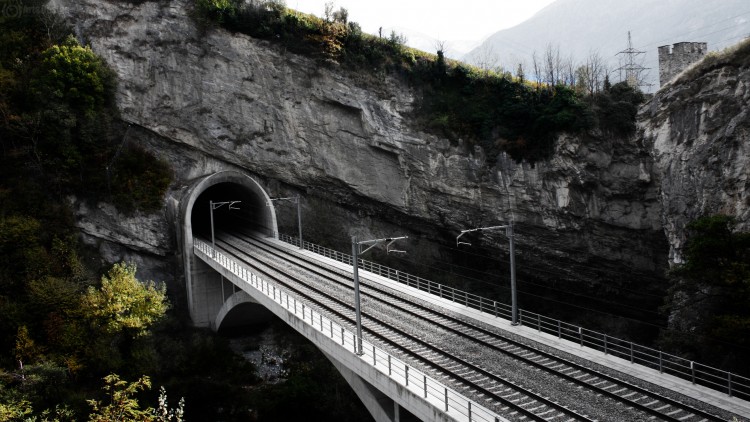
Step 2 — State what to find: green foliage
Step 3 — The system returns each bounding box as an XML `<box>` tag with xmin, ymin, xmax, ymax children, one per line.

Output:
<box><xmin>81</xmin><ymin>263</ymin><xmax>168</xmax><ymax>338</ymax></box>
<box><xmin>676</xmin><ymin>215</ymin><xmax>749</xmax><ymax>281</ymax></box>
<box><xmin>195</xmin><ymin>0</ymin><xmax>237</xmax><ymax>25</ymax></box>
<box><xmin>415</xmin><ymin>65</ymin><xmax>591</xmax><ymax>162</ymax></box>
<box><xmin>0</xmin><ymin>362</ymin><xmax>76</xmax><ymax>422</ymax></box>
<box><xmin>14</xmin><ymin>326</ymin><xmax>39</xmax><ymax>364</ymax></box>
<box><xmin>0</xmin><ymin>370</ymin><xmax>183</xmax><ymax>422</ymax></box>
<box><xmin>0</xmin><ymin>398</ymin><xmax>33</xmax><ymax>422</ymax></box>
<box><xmin>1</xmin><ymin>12</ymin><xmax>171</xmax><ymax>213</ymax></box>
<box><xmin>589</xmin><ymin>81</ymin><xmax>644</xmax><ymax>135</ymax></box>
<box><xmin>110</xmin><ymin>146</ymin><xmax>173</xmax><ymax>213</ymax></box>
<box><xmin>33</xmin><ymin>36</ymin><xmax>115</xmax><ymax>116</ymax></box>
<box><xmin>680</xmin><ymin>38</ymin><xmax>750</xmax><ymax>83</ymax></box>
<box><xmin>86</xmin><ymin>374</ymin><xmax>184</xmax><ymax>422</ymax></box>
<box><xmin>660</xmin><ymin>215</ymin><xmax>750</xmax><ymax>374</ymax></box>
<box><xmin>87</xmin><ymin>374</ymin><xmax>152</xmax><ymax>422</ymax></box>
<box><xmin>0</xmin><ymin>217</ymin><xmax>44</xmax><ymax>290</ymax></box>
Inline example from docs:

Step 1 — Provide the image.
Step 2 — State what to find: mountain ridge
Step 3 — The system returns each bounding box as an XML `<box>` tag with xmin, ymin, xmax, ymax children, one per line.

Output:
<box><xmin>464</xmin><ymin>0</ymin><xmax>750</xmax><ymax>91</ymax></box>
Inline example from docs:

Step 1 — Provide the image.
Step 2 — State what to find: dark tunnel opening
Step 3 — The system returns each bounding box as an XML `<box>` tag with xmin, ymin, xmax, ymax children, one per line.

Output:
<box><xmin>191</xmin><ymin>182</ymin><xmax>271</xmax><ymax>241</ymax></box>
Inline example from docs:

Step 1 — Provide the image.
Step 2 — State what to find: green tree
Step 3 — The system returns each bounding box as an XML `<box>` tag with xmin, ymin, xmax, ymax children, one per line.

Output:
<box><xmin>81</xmin><ymin>263</ymin><xmax>168</xmax><ymax>338</ymax></box>
<box><xmin>33</xmin><ymin>36</ymin><xmax>114</xmax><ymax>116</ymax></box>
<box><xmin>110</xmin><ymin>146</ymin><xmax>173</xmax><ymax>213</ymax></box>
<box><xmin>77</xmin><ymin>263</ymin><xmax>168</xmax><ymax>375</ymax></box>
<box><xmin>14</xmin><ymin>326</ymin><xmax>40</xmax><ymax>367</ymax></box>
<box><xmin>0</xmin><ymin>398</ymin><xmax>33</xmax><ymax>422</ymax></box>
<box><xmin>19</xmin><ymin>35</ymin><xmax>117</xmax><ymax>192</ymax></box>
<box><xmin>87</xmin><ymin>375</ymin><xmax>184</xmax><ymax>422</ymax></box>
<box><xmin>87</xmin><ymin>374</ymin><xmax>152</xmax><ymax>422</ymax></box>
<box><xmin>194</xmin><ymin>0</ymin><xmax>237</xmax><ymax>26</ymax></box>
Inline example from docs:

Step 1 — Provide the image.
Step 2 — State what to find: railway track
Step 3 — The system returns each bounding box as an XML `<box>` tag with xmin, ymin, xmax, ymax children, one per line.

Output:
<box><xmin>210</xmin><ymin>231</ymin><xmax>729</xmax><ymax>421</ymax></box>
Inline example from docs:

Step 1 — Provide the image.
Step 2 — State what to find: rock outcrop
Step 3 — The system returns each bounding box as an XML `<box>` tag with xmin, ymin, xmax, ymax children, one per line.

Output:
<box><xmin>642</xmin><ymin>44</ymin><xmax>750</xmax><ymax>264</ymax></box>
<box><xmin>51</xmin><ymin>0</ymin><xmax>669</xmax><ymax>295</ymax></box>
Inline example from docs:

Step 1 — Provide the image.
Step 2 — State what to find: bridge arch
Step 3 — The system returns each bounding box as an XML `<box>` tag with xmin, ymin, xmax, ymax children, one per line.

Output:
<box><xmin>179</xmin><ymin>170</ymin><xmax>278</xmax><ymax>327</ymax></box>
<box><xmin>213</xmin><ymin>290</ymin><xmax>274</xmax><ymax>332</ymax></box>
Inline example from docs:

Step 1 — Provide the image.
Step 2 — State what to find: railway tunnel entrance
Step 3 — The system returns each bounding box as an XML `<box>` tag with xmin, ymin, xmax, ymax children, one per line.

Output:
<box><xmin>180</xmin><ymin>170</ymin><xmax>278</xmax><ymax>329</ymax></box>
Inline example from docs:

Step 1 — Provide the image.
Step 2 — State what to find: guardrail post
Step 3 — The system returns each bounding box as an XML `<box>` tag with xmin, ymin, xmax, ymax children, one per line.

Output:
<box><xmin>691</xmin><ymin>361</ymin><xmax>695</xmax><ymax>384</ymax></box>
<box><xmin>537</xmin><ymin>314</ymin><xmax>541</xmax><ymax>332</ymax></box>
<box><xmin>373</xmin><ymin>345</ymin><xmax>376</xmax><ymax>366</ymax></box>
<box><xmin>659</xmin><ymin>350</ymin><xmax>663</xmax><ymax>373</ymax></box>
<box><xmin>388</xmin><ymin>355</ymin><xmax>392</xmax><ymax>376</ymax></box>
<box><xmin>728</xmin><ymin>372</ymin><xmax>732</xmax><ymax>397</ymax></box>
<box><xmin>604</xmin><ymin>335</ymin><xmax>608</xmax><ymax>355</ymax></box>
<box><xmin>579</xmin><ymin>327</ymin><xmax>583</xmax><ymax>346</ymax></box>
<box><xmin>468</xmin><ymin>401</ymin><xmax>472</xmax><ymax>422</ymax></box>
<box><xmin>424</xmin><ymin>375</ymin><xmax>427</xmax><ymax>398</ymax></box>
<box><xmin>558</xmin><ymin>320</ymin><xmax>561</xmax><ymax>339</ymax></box>
<box><xmin>494</xmin><ymin>301</ymin><xmax>498</xmax><ymax>317</ymax></box>
<box><xmin>630</xmin><ymin>342</ymin><xmax>634</xmax><ymax>363</ymax></box>
<box><xmin>405</xmin><ymin>365</ymin><xmax>409</xmax><ymax>386</ymax></box>
<box><xmin>444</xmin><ymin>387</ymin><xmax>448</xmax><ymax>411</ymax></box>
<box><xmin>341</xmin><ymin>327</ymin><xmax>344</xmax><ymax>345</ymax></box>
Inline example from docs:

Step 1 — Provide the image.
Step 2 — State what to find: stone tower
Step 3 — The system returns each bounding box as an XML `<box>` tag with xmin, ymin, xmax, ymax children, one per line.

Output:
<box><xmin>658</xmin><ymin>42</ymin><xmax>707</xmax><ymax>87</ymax></box>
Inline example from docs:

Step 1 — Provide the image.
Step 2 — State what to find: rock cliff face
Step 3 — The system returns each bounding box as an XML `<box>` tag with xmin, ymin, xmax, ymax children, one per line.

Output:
<box><xmin>51</xmin><ymin>0</ymin><xmax>669</xmax><ymax>295</ymax></box>
<box><xmin>642</xmin><ymin>46</ymin><xmax>750</xmax><ymax>264</ymax></box>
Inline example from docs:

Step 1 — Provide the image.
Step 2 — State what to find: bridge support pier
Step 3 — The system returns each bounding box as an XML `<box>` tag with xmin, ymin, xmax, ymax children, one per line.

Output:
<box><xmin>190</xmin><ymin>258</ymin><xmax>226</xmax><ymax>327</ymax></box>
<box><xmin>325</xmin><ymin>352</ymin><xmax>399</xmax><ymax>422</ymax></box>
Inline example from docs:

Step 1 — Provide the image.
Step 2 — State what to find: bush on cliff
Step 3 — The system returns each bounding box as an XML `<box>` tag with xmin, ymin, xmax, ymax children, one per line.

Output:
<box><xmin>0</xmin><ymin>14</ymin><xmax>172</xmax><ymax>214</ymax></box>
<box><xmin>660</xmin><ymin>215</ymin><xmax>750</xmax><ymax>375</ymax></box>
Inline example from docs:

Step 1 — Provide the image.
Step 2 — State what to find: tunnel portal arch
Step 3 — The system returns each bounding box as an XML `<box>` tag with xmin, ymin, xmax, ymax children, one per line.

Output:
<box><xmin>180</xmin><ymin>171</ymin><xmax>278</xmax><ymax>327</ymax></box>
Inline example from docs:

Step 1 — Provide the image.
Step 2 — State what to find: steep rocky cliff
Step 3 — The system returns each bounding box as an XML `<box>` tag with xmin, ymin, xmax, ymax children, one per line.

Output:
<box><xmin>642</xmin><ymin>43</ymin><xmax>750</xmax><ymax>265</ymax></box>
<box><xmin>50</xmin><ymin>0</ymin><xmax>669</xmax><ymax>309</ymax></box>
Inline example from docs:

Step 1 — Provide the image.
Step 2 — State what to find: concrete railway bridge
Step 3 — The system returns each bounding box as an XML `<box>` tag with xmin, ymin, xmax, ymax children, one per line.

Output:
<box><xmin>177</xmin><ymin>170</ymin><xmax>750</xmax><ymax>422</ymax></box>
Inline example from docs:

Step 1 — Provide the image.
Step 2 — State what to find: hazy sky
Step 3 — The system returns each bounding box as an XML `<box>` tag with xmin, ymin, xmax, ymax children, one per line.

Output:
<box><xmin>290</xmin><ymin>1</ymin><xmax>557</xmax><ymax>43</ymax></box>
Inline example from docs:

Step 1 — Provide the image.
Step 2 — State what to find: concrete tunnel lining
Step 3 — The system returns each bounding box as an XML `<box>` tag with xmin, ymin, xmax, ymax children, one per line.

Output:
<box><xmin>180</xmin><ymin>170</ymin><xmax>279</xmax><ymax>327</ymax></box>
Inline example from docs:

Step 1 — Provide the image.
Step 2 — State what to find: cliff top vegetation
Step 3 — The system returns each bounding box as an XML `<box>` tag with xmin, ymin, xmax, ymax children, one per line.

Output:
<box><xmin>677</xmin><ymin>37</ymin><xmax>750</xmax><ymax>85</ymax></box>
<box><xmin>194</xmin><ymin>0</ymin><xmax>645</xmax><ymax>163</ymax></box>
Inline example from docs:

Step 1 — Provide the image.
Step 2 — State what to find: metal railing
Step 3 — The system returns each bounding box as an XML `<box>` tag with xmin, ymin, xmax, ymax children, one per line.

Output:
<box><xmin>194</xmin><ymin>239</ymin><xmax>509</xmax><ymax>422</ymax></box>
<box><xmin>278</xmin><ymin>234</ymin><xmax>750</xmax><ymax>401</ymax></box>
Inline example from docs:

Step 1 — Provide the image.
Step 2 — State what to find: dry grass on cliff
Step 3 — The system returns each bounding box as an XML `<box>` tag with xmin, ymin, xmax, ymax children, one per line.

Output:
<box><xmin>677</xmin><ymin>37</ymin><xmax>750</xmax><ymax>84</ymax></box>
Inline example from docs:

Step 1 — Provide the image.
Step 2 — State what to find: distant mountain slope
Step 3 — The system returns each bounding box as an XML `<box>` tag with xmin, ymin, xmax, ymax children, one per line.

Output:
<box><xmin>463</xmin><ymin>0</ymin><xmax>750</xmax><ymax>91</ymax></box>
<box><xmin>381</xmin><ymin>26</ymin><xmax>481</xmax><ymax>58</ymax></box>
